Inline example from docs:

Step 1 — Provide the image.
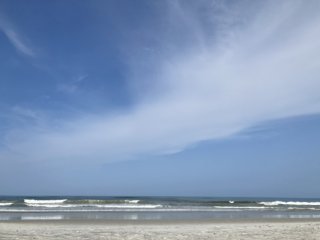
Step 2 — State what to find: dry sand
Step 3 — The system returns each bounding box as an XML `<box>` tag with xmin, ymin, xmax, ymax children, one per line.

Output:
<box><xmin>0</xmin><ymin>220</ymin><xmax>319</xmax><ymax>240</ymax></box>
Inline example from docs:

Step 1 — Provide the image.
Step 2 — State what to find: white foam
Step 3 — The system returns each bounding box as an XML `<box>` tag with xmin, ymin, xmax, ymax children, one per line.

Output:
<box><xmin>24</xmin><ymin>199</ymin><xmax>67</xmax><ymax>204</ymax></box>
<box><xmin>288</xmin><ymin>207</ymin><xmax>319</xmax><ymax>210</ymax></box>
<box><xmin>95</xmin><ymin>204</ymin><xmax>160</xmax><ymax>208</ymax></box>
<box><xmin>259</xmin><ymin>201</ymin><xmax>320</xmax><ymax>206</ymax></box>
<box><xmin>229</xmin><ymin>201</ymin><xmax>235</xmax><ymax>204</ymax></box>
<box><xmin>25</xmin><ymin>203</ymin><xmax>162</xmax><ymax>209</ymax></box>
<box><xmin>124</xmin><ymin>200</ymin><xmax>140</xmax><ymax>204</ymax></box>
<box><xmin>214</xmin><ymin>206</ymin><xmax>267</xmax><ymax>209</ymax></box>
<box><xmin>0</xmin><ymin>202</ymin><xmax>13</xmax><ymax>206</ymax></box>
<box><xmin>25</xmin><ymin>204</ymin><xmax>72</xmax><ymax>208</ymax></box>
<box><xmin>0</xmin><ymin>205</ymin><xmax>180</xmax><ymax>213</ymax></box>
<box><xmin>21</xmin><ymin>215</ymin><xmax>64</xmax><ymax>220</ymax></box>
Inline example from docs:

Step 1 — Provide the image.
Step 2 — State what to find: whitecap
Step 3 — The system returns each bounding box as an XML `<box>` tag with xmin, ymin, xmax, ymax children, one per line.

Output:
<box><xmin>214</xmin><ymin>206</ymin><xmax>267</xmax><ymax>209</ymax></box>
<box><xmin>25</xmin><ymin>203</ymin><xmax>162</xmax><ymax>209</ymax></box>
<box><xmin>24</xmin><ymin>199</ymin><xmax>67</xmax><ymax>204</ymax></box>
<box><xmin>94</xmin><ymin>204</ymin><xmax>161</xmax><ymax>208</ymax></box>
<box><xmin>124</xmin><ymin>200</ymin><xmax>140</xmax><ymax>204</ymax></box>
<box><xmin>259</xmin><ymin>201</ymin><xmax>320</xmax><ymax>206</ymax></box>
<box><xmin>0</xmin><ymin>202</ymin><xmax>13</xmax><ymax>206</ymax></box>
<box><xmin>21</xmin><ymin>215</ymin><xmax>64</xmax><ymax>220</ymax></box>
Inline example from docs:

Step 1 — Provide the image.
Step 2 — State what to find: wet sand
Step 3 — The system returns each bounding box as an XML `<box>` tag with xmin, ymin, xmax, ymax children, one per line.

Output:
<box><xmin>0</xmin><ymin>220</ymin><xmax>319</xmax><ymax>239</ymax></box>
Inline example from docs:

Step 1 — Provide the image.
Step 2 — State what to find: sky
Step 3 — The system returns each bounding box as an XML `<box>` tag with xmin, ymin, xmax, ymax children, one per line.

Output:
<box><xmin>0</xmin><ymin>0</ymin><xmax>320</xmax><ymax>197</ymax></box>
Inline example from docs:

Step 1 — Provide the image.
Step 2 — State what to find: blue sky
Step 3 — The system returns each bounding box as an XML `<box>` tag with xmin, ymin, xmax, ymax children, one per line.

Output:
<box><xmin>0</xmin><ymin>0</ymin><xmax>320</xmax><ymax>197</ymax></box>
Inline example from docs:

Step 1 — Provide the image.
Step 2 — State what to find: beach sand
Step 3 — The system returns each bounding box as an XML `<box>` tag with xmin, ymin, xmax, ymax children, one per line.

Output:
<box><xmin>0</xmin><ymin>220</ymin><xmax>319</xmax><ymax>239</ymax></box>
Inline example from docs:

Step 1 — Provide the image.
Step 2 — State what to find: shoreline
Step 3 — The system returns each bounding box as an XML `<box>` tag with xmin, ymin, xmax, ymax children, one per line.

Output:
<box><xmin>2</xmin><ymin>217</ymin><xmax>320</xmax><ymax>224</ymax></box>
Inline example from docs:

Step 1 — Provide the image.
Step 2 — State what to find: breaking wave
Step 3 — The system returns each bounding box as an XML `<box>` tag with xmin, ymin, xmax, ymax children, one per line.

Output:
<box><xmin>259</xmin><ymin>201</ymin><xmax>320</xmax><ymax>206</ymax></box>
<box><xmin>0</xmin><ymin>202</ymin><xmax>13</xmax><ymax>206</ymax></box>
<box><xmin>24</xmin><ymin>199</ymin><xmax>67</xmax><ymax>204</ymax></box>
<box><xmin>24</xmin><ymin>203</ymin><xmax>161</xmax><ymax>209</ymax></box>
<box><xmin>21</xmin><ymin>198</ymin><xmax>161</xmax><ymax>209</ymax></box>
<box><xmin>125</xmin><ymin>200</ymin><xmax>140</xmax><ymax>204</ymax></box>
<box><xmin>214</xmin><ymin>206</ymin><xmax>268</xmax><ymax>209</ymax></box>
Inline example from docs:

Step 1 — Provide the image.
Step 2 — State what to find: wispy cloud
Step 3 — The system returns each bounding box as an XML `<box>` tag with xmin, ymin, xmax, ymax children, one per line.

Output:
<box><xmin>57</xmin><ymin>74</ymin><xmax>88</xmax><ymax>95</ymax></box>
<box><xmin>0</xmin><ymin>17</ymin><xmax>35</xmax><ymax>57</ymax></box>
<box><xmin>1</xmin><ymin>0</ymin><xmax>320</xmax><ymax>164</ymax></box>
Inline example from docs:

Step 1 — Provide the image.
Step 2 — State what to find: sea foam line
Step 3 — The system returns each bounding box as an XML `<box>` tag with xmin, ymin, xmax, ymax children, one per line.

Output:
<box><xmin>214</xmin><ymin>206</ymin><xmax>268</xmax><ymax>209</ymax></box>
<box><xmin>259</xmin><ymin>201</ymin><xmax>320</xmax><ymax>206</ymax></box>
<box><xmin>24</xmin><ymin>203</ymin><xmax>162</xmax><ymax>209</ymax></box>
<box><xmin>24</xmin><ymin>199</ymin><xmax>67</xmax><ymax>204</ymax></box>
<box><xmin>0</xmin><ymin>203</ymin><xmax>13</xmax><ymax>206</ymax></box>
<box><xmin>124</xmin><ymin>200</ymin><xmax>140</xmax><ymax>204</ymax></box>
<box><xmin>21</xmin><ymin>215</ymin><xmax>64</xmax><ymax>220</ymax></box>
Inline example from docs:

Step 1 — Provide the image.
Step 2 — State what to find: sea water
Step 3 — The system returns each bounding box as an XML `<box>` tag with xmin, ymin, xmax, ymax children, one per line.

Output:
<box><xmin>0</xmin><ymin>196</ymin><xmax>320</xmax><ymax>221</ymax></box>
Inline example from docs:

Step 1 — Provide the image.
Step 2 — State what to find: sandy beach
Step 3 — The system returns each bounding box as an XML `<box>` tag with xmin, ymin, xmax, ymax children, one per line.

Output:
<box><xmin>0</xmin><ymin>220</ymin><xmax>319</xmax><ymax>240</ymax></box>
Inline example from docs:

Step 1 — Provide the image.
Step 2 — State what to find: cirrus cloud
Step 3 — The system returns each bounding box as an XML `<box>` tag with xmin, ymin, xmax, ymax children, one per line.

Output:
<box><xmin>1</xmin><ymin>0</ymin><xmax>320</xmax><ymax>164</ymax></box>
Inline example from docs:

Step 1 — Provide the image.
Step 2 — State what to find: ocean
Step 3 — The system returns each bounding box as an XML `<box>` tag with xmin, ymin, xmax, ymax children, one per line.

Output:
<box><xmin>1</xmin><ymin>196</ymin><xmax>320</xmax><ymax>221</ymax></box>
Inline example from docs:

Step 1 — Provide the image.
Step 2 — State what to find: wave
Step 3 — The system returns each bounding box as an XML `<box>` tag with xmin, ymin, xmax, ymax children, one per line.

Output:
<box><xmin>24</xmin><ymin>203</ymin><xmax>162</xmax><ymax>209</ymax></box>
<box><xmin>62</xmin><ymin>199</ymin><xmax>141</xmax><ymax>204</ymax></box>
<box><xmin>259</xmin><ymin>201</ymin><xmax>320</xmax><ymax>206</ymax></box>
<box><xmin>95</xmin><ymin>204</ymin><xmax>159</xmax><ymax>208</ymax></box>
<box><xmin>214</xmin><ymin>206</ymin><xmax>268</xmax><ymax>209</ymax></box>
<box><xmin>0</xmin><ymin>202</ymin><xmax>13</xmax><ymax>206</ymax></box>
<box><xmin>124</xmin><ymin>200</ymin><xmax>140</xmax><ymax>204</ymax></box>
<box><xmin>25</xmin><ymin>204</ymin><xmax>74</xmax><ymax>208</ymax></box>
<box><xmin>288</xmin><ymin>207</ymin><xmax>320</xmax><ymax>211</ymax></box>
<box><xmin>24</xmin><ymin>199</ymin><xmax>67</xmax><ymax>204</ymax></box>
<box><xmin>21</xmin><ymin>215</ymin><xmax>64</xmax><ymax>220</ymax></box>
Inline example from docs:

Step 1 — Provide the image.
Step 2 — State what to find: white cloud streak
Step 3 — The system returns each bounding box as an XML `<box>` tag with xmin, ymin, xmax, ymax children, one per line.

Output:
<box><xmin>0</xmin><ymin>18</ymin><xmax>35</xmax><ymax>57</ymax></box>
<box><xmin>1</xmin><ymin>0</ymin><xmax>320</xmax><ymax>163</ymax></box>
